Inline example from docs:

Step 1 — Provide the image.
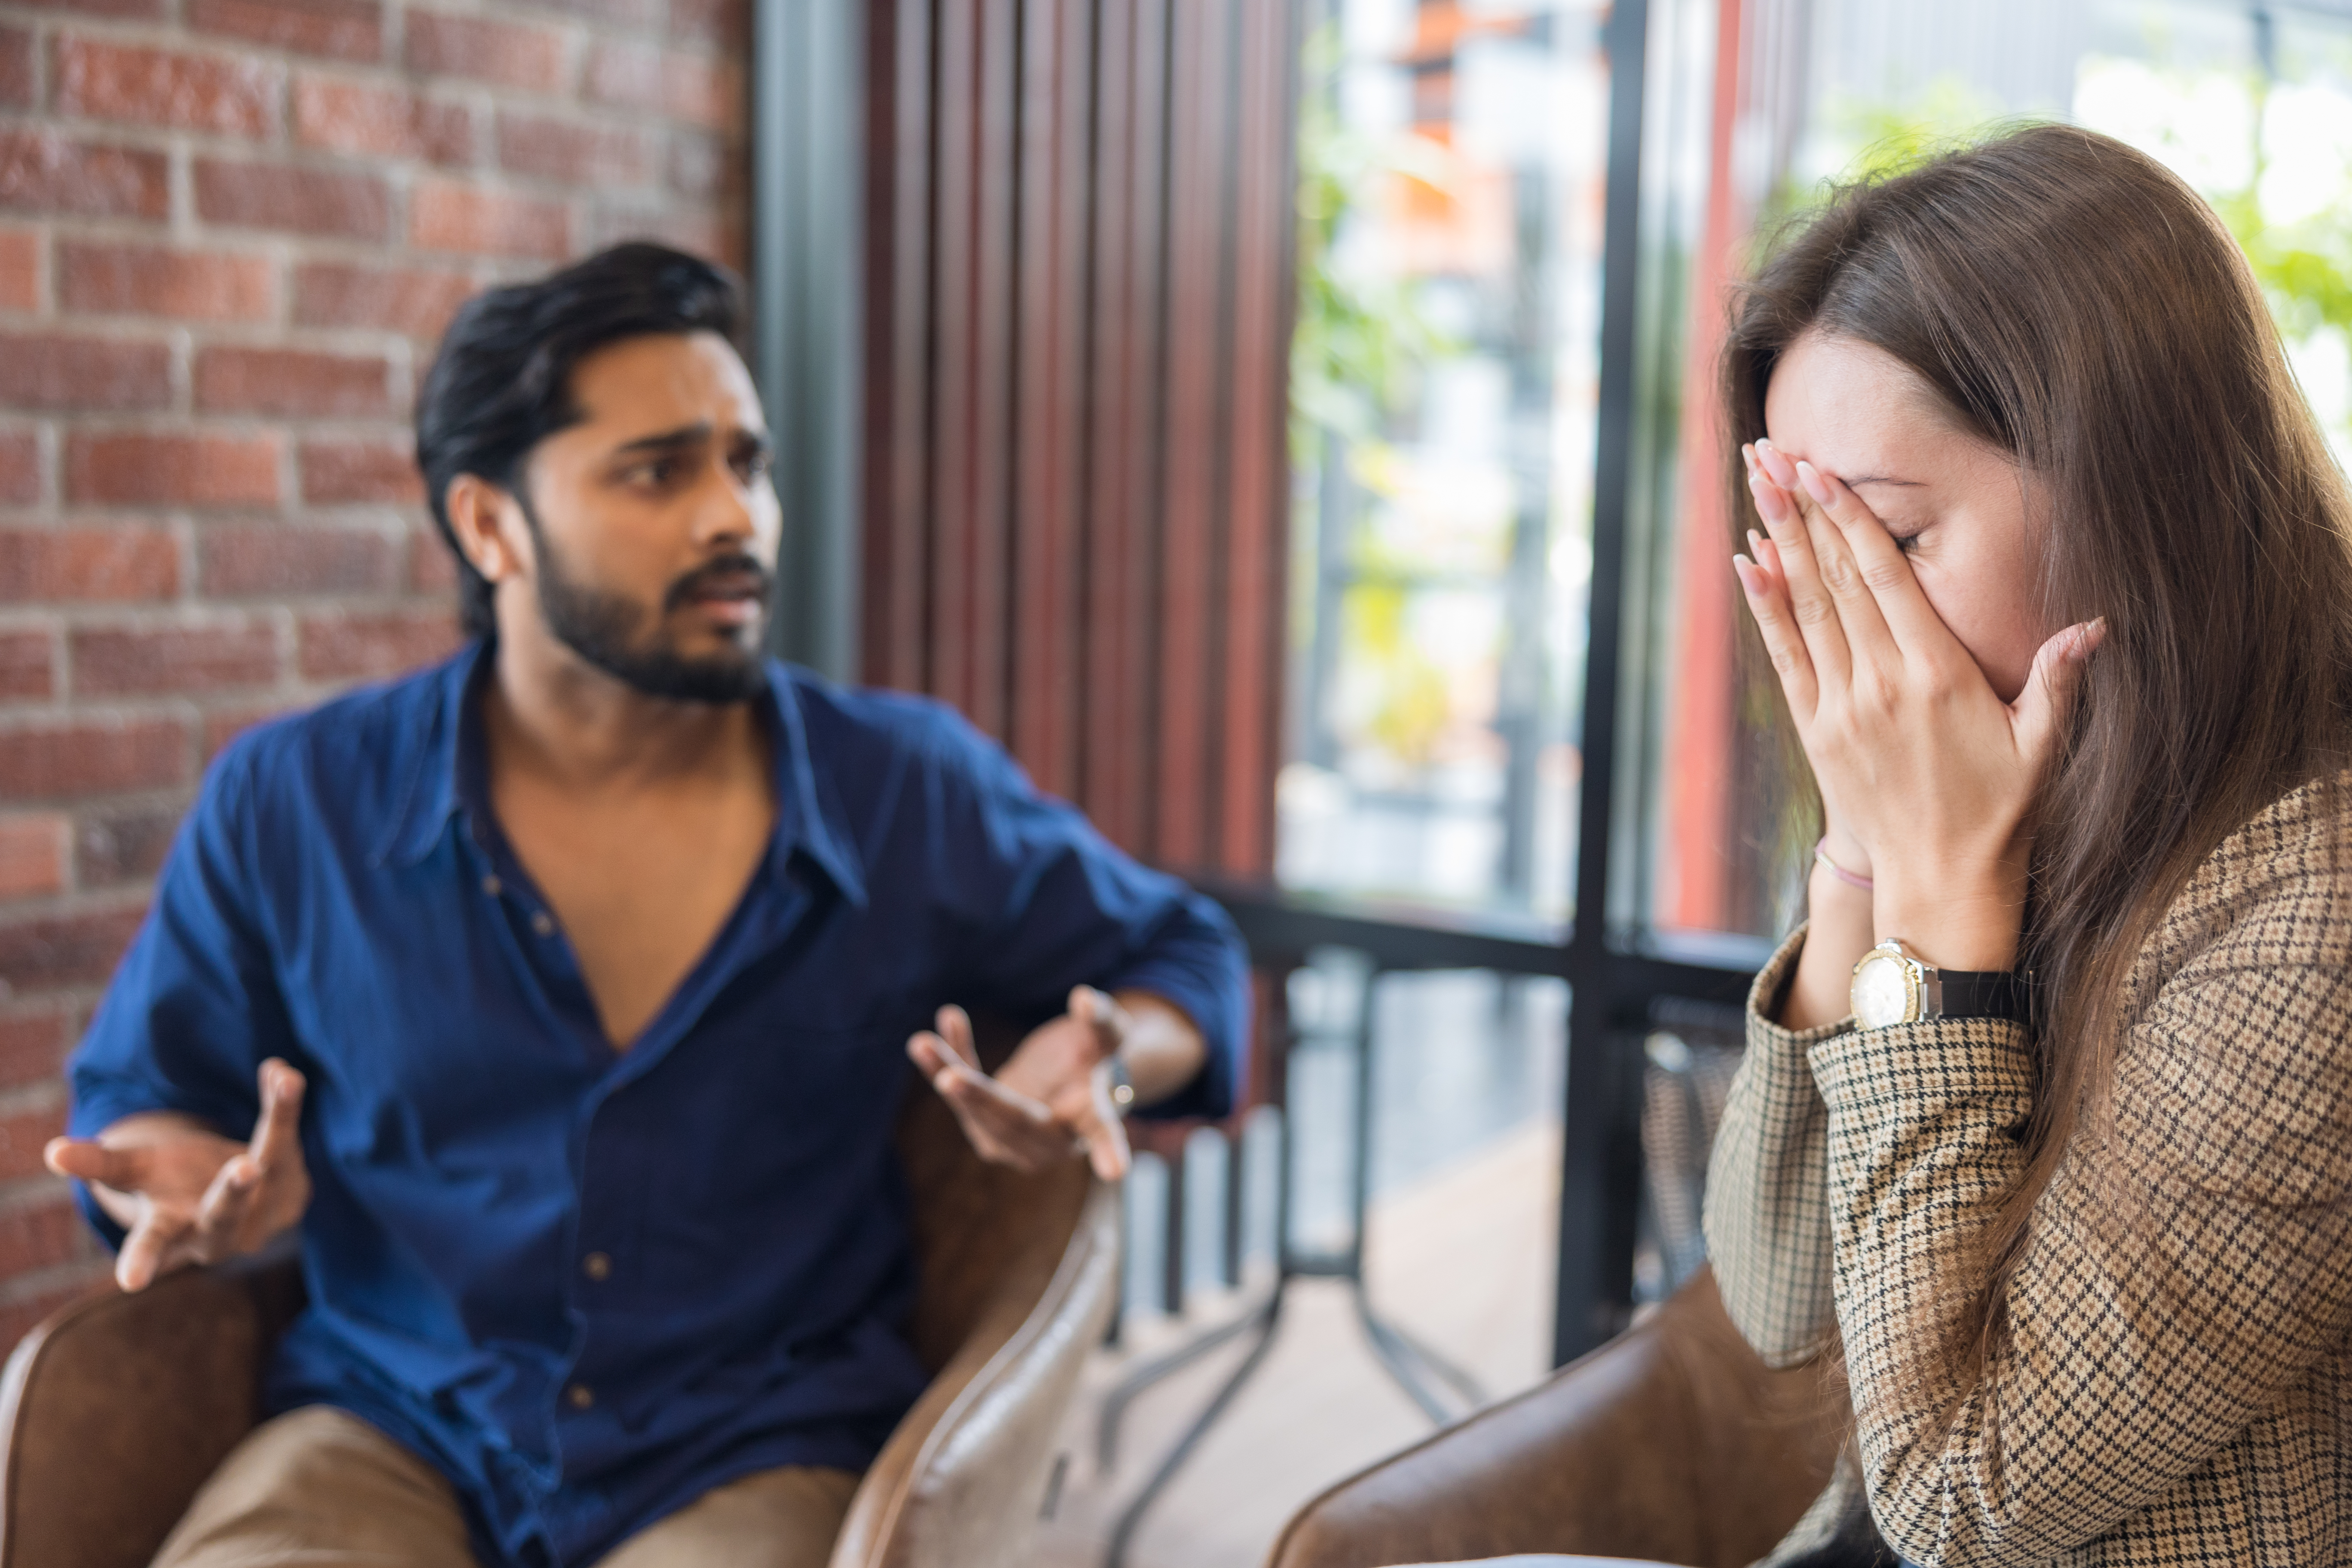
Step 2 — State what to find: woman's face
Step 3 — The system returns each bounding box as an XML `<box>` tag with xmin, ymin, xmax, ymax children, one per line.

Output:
<box><xmin>1762</xmin><ymin>331</ymin><xmax>2045</xmax><ymax>701</ymax></box>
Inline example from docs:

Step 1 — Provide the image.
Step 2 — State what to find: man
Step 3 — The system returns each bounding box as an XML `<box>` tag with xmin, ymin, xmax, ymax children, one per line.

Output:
<box><xmin>46</xmin><ymin>244</ymin><xmax>1248</xmax><ymax>1568</ymax></box>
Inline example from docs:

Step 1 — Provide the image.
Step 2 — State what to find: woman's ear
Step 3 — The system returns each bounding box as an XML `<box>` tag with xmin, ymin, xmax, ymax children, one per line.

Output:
<box><xmin>444</xmin><ymin>475</ymin><xmax>521</xmax><ymax>586</ymax></box>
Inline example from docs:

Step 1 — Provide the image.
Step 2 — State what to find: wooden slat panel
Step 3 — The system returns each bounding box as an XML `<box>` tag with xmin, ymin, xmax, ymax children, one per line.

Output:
<box><xmin>861</xmin><ymin>0</ymin><xmax>1300</xmax><ymax>879</ymax></box>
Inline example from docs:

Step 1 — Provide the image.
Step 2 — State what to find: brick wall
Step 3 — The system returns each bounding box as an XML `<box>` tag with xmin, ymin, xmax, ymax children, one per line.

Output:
<box><xmin>0</xmin><ymin>0</ymin><xmax>747</xmax><ymax>1343</ymax></box>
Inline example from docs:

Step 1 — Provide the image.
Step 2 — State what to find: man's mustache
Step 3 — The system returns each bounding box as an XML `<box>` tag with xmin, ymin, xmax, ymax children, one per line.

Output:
<box><xmin>665</xmin><ymin>556</ymin><xmax>774</xmax><ymax>613</ymax></box>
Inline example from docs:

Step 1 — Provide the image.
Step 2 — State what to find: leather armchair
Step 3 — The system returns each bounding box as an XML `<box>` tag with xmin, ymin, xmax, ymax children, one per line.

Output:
<box><xmin>0</xmin><ymin>1020</ymin><xmax>1118</xmax><ymax>1568</ymax></box>
<box><xmin>1263</xmin><ymin>1267</ymin><xmax>1842</xmax><ymax>1568</ymax></box>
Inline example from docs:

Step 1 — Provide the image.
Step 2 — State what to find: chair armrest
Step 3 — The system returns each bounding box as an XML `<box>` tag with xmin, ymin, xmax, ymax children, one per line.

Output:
<box><xmin>0</xmin><ymin>1254</ymin><xmax>304</xmax><ymax>1568</ymax></box>
<box><xmin>1262</xmin><ymin>1268</ymin><xmax>1840</xmax><ymax>1568</ymax></box>
<box><xmin>830</xmin><ymin>1173</ymin><xmax>1120</xmax><ymax>1568</ymax></box>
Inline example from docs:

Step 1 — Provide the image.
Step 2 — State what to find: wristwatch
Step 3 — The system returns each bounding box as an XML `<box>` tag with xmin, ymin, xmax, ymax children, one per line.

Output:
<box><xmin>1849</xmin><ymin>939</ymin><xmax>2030</xmax><ymax>1029</ymax></box>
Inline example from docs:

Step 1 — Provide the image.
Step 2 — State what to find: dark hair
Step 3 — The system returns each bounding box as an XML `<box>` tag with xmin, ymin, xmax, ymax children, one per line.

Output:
<box><xmin>1725</xmin><ymin>124</ymin><xmax>2352</xmax><ymax>1427</ymax></box>
<box><xmin>414</xmin><ymin>243</ymin><xmax>746</xmax><ymax>637</ymax></box>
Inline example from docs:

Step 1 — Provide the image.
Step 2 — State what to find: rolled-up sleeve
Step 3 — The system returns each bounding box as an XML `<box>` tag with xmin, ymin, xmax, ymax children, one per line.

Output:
<box><xmin>922</xmin><ymin>720</ymin><xmax>1250</xmax><ymax>1121</ymax></box>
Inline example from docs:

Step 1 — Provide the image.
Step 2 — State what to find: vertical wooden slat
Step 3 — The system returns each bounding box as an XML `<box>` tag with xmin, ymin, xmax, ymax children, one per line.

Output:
<box><xmin>930</xmin><ymin>0</ymin><xmax>982</xmax><ymax>711</ymax></box>
<box><xmin>1216</xmin><ymin>0</ymin><xmax>1295</xmax><ymax>875</ymax></box>
<box><xmin>862</xmin><ymin>0</ymin><xmax>934</xmax><ymax>693</ymax></box>
<box><xmin>1153</xmin><ymin>0</ymin><xmax>1232</xmax><ymax>869</ymax></box>
<box><xmin>964</xmin><ymin>0</ymin><xmax>1021</xmax><ymax>739</ymax></box>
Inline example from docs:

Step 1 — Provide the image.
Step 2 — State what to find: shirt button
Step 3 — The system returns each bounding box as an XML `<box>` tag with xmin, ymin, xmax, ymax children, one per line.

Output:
<box><xmin>582</xmin><ymin>1251</ymin><xmax>612</xmax><ymax>1281</ymax></box>
<box><xmin>531</xmin><ymin>911</ymin><xmax>555</xmax><ymax>937</ymax></box>
<box><xmin>480</xmin><ymin>874</ymin><xmax>502</xmax><ymax>897</ymax></box>
<box><xmin>566</xmin><ymin>1383</ymin><xmax>594</xmax><ymax>1411</ymax></box>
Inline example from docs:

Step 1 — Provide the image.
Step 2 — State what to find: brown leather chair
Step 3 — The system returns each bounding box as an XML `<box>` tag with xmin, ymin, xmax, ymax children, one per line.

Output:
<box><xmin>1263</xmin><ymin>1267</ymin><xmax>1843</xmax><ymax>1568</ymax></box>
<box><xmin>0</xmin><ymin>1021</ymin><xmax>1118</xmax><ymax>1568</ymax></box>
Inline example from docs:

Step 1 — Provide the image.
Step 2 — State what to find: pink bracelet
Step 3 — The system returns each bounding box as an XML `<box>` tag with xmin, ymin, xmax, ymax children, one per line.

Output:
<box><xmin>1813</xmin><ymin>838</ymin><xmax>1874</xmax><ymax>891</ymax></box>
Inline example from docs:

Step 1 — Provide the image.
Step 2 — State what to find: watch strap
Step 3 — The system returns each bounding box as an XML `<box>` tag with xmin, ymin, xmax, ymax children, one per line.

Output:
<box><xmin>1929</xmin><ymin>967</ymin><xmax>2032</xmax><ymax>1024</ymax></box>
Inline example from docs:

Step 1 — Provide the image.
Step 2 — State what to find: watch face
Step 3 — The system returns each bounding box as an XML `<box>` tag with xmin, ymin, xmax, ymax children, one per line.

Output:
<box><xmin>1851</xmin><ymin>949</ymin><xmax>1916</xmax><ymax>1029</ymax></box>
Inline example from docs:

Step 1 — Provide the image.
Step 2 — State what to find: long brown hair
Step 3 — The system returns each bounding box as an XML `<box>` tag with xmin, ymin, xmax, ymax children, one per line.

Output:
<box><xmin>1723</xmin><ymin>124</ymin><xmax>2352</xmax><ymax>1413</ymax></box>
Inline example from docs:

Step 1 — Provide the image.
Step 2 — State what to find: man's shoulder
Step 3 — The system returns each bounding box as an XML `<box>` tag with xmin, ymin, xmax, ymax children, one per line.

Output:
<box><xmin>210</xmin><ymin>649</ymin><xmax>468</xmax><ymax>813</ymax></box>
<box><xmin>778</xmin><ymin>664</ymin><xmax>1005</xmax><ymax>775</ymax></box>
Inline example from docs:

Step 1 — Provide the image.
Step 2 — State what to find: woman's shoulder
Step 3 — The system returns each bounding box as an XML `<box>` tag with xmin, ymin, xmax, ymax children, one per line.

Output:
<box><xmin>2162</xmin><ymin>769</ymin><xmax>2352</xmax><ymax>946</ymax></box>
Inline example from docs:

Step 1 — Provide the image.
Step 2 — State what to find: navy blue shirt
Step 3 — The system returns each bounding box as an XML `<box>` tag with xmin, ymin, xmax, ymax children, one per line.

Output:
<box><xmin>66</xmin><ymin>643</ymin><xmax>1247</xmax><ymax>1567</ymax></box>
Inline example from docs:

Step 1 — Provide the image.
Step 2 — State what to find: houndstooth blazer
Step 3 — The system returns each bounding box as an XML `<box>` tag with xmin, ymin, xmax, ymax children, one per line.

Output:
<box><xmin>1703</xmin><ymin>775</ymin><xmax>2352</xmax><ymax>1567</ymax></box>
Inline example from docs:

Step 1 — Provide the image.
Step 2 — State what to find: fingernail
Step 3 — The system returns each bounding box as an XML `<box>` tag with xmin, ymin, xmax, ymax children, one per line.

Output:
<box><xmin>1746</xmin><ymin>528</ymin><xmax>1765</xmax><ymax>556</ymax></box>
<box><xmin>1795</xmin><ymin>460</ymin><xmax>1832</xmax><ymax>505</ymax></box>
<box><xmin>1732</xmin><ymin>554</ymin><xmax>1758</xmax><ymax>592</ymax></box>
<box><xmin>1749</xmin><ymin>473</ymin><xmax>1789</xmax><ymax>524</ymax></box>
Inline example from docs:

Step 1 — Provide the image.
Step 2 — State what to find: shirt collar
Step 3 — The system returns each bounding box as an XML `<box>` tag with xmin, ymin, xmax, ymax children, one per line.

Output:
<box><xmin>376</xmin><ymin>641</ymin><xmax>868</xmax><ymax>910</ymax></box>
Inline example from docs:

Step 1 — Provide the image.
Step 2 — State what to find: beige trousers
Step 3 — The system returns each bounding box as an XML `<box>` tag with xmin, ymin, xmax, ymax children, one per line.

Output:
<box><xmin>151</xmin><ymin>1405</ymin><xmax>862</xmax><ymax>1568</ymax></box>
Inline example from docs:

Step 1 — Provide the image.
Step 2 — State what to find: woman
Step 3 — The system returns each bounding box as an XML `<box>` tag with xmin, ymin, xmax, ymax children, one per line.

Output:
<box><xmin>1401</xmin><ymin>123</ymin><xmax>2352</xmax><ymax>1568</ymax></box>
<box><xmin>1705</xmin><ymin>122</ymin><xmax>2352</xmax><ymax>1565</ymax></box>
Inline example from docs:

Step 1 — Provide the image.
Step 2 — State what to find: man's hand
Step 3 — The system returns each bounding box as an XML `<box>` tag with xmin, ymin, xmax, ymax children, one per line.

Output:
<box><xmin>43</xmin><ymin>1058</ymin><xmax>311</xmax><ymax>1292</ymax></box>
<box><xmin>907</xmin><ymin>987</ymin><xmax>1134</xmax><ymax>1181</ymax></box>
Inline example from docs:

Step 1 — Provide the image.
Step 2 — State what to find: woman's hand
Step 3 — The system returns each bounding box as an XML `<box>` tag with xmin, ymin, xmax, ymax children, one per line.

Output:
<box><xmin>1736</xmin><ymin>440</ymin><xmax>2099</xmax><ymax>973</ymax></box>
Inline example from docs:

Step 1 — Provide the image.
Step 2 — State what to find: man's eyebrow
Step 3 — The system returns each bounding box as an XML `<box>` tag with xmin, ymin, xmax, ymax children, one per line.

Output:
<box><xmin>610</xmin><ymin>422</ymin><xmax>713</xmax><ymax>456</ymax></box>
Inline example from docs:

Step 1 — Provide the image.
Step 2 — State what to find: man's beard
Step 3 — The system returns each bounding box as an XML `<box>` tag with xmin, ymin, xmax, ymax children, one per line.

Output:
<box><xmin>519</xmin><ymin>495</ymin><xmax>772</xmax><ymax>704</ymax></box>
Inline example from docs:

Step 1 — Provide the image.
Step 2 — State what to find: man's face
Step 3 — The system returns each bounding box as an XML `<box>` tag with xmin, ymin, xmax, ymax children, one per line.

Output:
<box><xmin>506</xmin><ymin>330</ymin><xmax>782</xmax><ymax>702</ymax></box>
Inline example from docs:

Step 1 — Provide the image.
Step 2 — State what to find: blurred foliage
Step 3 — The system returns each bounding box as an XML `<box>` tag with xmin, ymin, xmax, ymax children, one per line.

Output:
<box><xmin>1289</xmin><ymin>23</ymin><xmax>1467</xmax><ymax>769</ymax></box>
<box><xmin>1289</xmin><ymin>24</ymin><xmax>1455</xmax><ymax>461</ymax></box>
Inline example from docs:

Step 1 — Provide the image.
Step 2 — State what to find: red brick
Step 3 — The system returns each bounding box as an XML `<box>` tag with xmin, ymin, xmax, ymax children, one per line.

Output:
<box><xmin>0</xmin><ymin>1198</ymin><xmax>91</xmax><ymax>1280</ymax></box>
<box><xmin>298</xmin><ymin>607</ymin><xmax>459</xmax><ymax>681</ymax></box>
<box><xmin>195</xmin><ymin>158</ymin><xmax>389</xmax><ymax>241</ymax></box>
<box><xmin>0</xmin><ymin>434</ymin><xmax>35</xmax><ymax>506</ymax></box>
<box><xmin>0</xmin><ymin>231</ymin><xmax>32</xmax><ymax>312</ymax></box>
<box><xmin>196</xmin><ymin>346</ymin><xmax>391</xmax><ymax>420</ymax></box>
<box><xmin>583</xmin><ymin>42</ymin><xmax>737</xmax><ymax>125</ymax></box>
<box><xmin>71</xmin><ymin>622</ymin><xmax>278</xmax><ymax>697</ymax></box>
<box><xmin>537</xmin><ymin>0</ymin><xmax>665</xmax><ymax>31</ymax></box>
<box><xmin>293</xmin><ymin>77</ymin><xmax>476</xmax><ymax>166</ymax></box>
<box><xmin>54</xmin><ymin>37</ymin><xmax>280</xmax><ymax>140</ymax></box>
<box><xmin>668</xmin><ymin>0</ymin><xmax>747</xmax><ymax>48</ymax></box>
<box><xmin>0</xmin><ymin>334</ymin><xmax>170</xmax><ymax>414</ymax></box>
<box><xmin>499</xmin><ymin>113</ymin><xmax>657</xmax><ymax>188</ymax></box>
<box><xmin>188</xmin><ymin>0</ymin><xmax>382</xmax><ymax>63</ymax></box>
<box><xmin>202</xmin><ymin>700</ymin><xmax>293</xmax><ymax>759</ymax></box>
<box><xmin>661</xmin><ymin>52</ymin><xmax>740</xmax><ymax>134</ymax></box>
<box><xmin>0</xmin><ymin>1004</ymin><xmax>71</xmax><ymax>1090</ymax></box>
<box><xmin>590</xmin><ymin>203</ymin><xmax>731</xmax><ymax>270</ymax></box>
<box><xmin>292</xmin><ymin>261</ymin><xmax>474</xmax><ymax>340</ymax></box>
<box><xmin>409</xmin><ymin>525</ymin><xmax>457</xmax><ymax>592</ymax></box>
<box><xmin>0</xmin><ymin>631</ymin><xmax>52</xmax><ymax>699</ymax></box>
<box><xmin>0</xmin><ymin>1102</ymin><xmax>64</xmax><ymax>1182</ymax></box>
<box><xmin>299</xmin><ymin>437</ymin><xmax>420</xmax><ymax>505</ymax></box>
<box><xmin>0</xmin><ymin>528</ymin><xmax>176</xmax><ymax>603</ymax></box>
<box><xmin>75</xmin><ymin>802</ymin><xmax>182</xmax><ymax>887</ymax></box>
<box><xmin>57</xmin><ymin>242</ymin><xmax>275</xmax><ymax>322</ymax></box>
<box><xmin>67</xmin><ymin>434</ymin><xmax>280</xmax><ymax>509</ymax></box>
<box><xmin>0</xmin><ymin>27</ymin><xmax>30</xmax><ymax>112</ymax></box>
<box><xmin>410</xmin><ymin>180</ymin><xmax>570</xmax><ymax>260</ymax></box>
<box><xmin>0</xmin><ymin>132</ymin><xmax>168</xmax><ymax>221</ymax></box>
<box><xmin>582</xmin><ymin>40</ymin><xmax>661</xmax><ymax>112</ymax></box>
<box><xmin>9</xmin><ymin>0</ymin><xmax>161</xmax><ymax>17</ymax></box>
<box><xmin>0</xmin><ymin>717</ymin><xmax>187</xmax><ymax>800</ymax></box>
<box><xmin>405</xmin><ymin>12</ymin><xmax>567</xmax><ymax>93</ymax></box>
<box><xmin>0</xmin><ymin>1276</ymin><xmax>107</xmax><ymax>1364</ymax></box>
<box><xmin>200</xmin><ymin>522</ymin><xmax>397</xmax><ymax>596</ymax></box>
<box><xmin>667</xmin><ymin>131</ymin><xmax>734</xmax><ymax>200</ymax></box>
<box><xmin>0</xmin><ymin>814</ymin><xmax>67</xmax><ymax>899</ymax></box>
